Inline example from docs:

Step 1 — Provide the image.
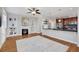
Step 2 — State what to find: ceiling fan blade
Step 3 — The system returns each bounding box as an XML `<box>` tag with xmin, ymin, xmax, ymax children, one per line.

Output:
<box><xmin>36</xmin><ymin>11</ymin><xmax>40</xmax><ymax>14</ymax></box>
<box><xmin>27</xmin><ymin>12</ymin><xmax>31</xmax><ymax>13</ymax></box>
<box><xmin>28</xmin><ymin>8</ymin><xmax>32</xmax><ymax>11</ymax></box>
<box><xmin>36</xmin><ymin>9</ymin><xmax>39</xmax><ymax>11</ymax></box>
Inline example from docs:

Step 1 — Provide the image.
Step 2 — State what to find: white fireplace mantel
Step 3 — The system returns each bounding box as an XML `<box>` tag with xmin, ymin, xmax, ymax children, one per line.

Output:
<box><xmin>21</xmin><ymin>26</ymin><xmax>32</xmax><ymax>34</ymax></box>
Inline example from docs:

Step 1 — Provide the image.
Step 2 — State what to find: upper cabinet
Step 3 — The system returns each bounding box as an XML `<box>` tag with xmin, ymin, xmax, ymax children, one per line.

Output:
<box><xmin>56</xmin><ymin>17</ymin><xmax>77</xmax><ymax>32</ymax></box>
<box><xmin>63</xmin><ymin>17</ymin><xmax>77</xmax><ymax>26</ymax></box>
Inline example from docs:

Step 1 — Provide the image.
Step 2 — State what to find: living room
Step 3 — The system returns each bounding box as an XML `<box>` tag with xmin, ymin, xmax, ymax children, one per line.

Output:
<box><xmin>0</xmin><ymin>7</ymin><xmax>78</xmax><ymax>52</ymax></box>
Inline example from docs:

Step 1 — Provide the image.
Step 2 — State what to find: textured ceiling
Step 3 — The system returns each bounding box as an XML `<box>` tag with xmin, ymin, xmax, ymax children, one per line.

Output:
<box><xmin>5</xmin><ymin>7</ymin><xmax>78</xmax><ymax>19</ymax></box>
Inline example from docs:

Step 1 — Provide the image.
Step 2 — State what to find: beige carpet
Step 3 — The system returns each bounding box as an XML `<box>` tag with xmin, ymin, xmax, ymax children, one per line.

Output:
<box><xmin>16</xmin><ymin>36</ymin><xmax>68</xmax><ymax>52</ymax></box>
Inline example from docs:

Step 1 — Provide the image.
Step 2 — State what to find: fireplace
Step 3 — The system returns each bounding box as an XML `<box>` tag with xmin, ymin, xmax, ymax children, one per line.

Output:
<box><xmin>22</xmin><ymin>29</ymin><xmax>28</xmax><ymax>35</ymax></box>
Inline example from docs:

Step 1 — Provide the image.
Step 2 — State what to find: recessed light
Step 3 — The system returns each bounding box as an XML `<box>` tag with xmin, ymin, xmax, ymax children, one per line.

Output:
<box><xmin>58</xmin><ymin>19</ymin><xmax>62</xmax><ymax>22</ymax></box>
<box><xmin>58</xmin><ymin>9</ymin><xmax>62</xmax><ymax>11</ymax></box>
<box><xmin>70</xmin><ymin>8</ymin><xmax>73</xmax><ymax>10</ymax></box>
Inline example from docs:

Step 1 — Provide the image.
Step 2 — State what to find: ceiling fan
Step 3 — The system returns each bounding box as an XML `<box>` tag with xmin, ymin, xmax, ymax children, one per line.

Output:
<box><xmin>27</xmin><ymin>8</ymin><xmax>41</xmax><ymax>15</ymax></box>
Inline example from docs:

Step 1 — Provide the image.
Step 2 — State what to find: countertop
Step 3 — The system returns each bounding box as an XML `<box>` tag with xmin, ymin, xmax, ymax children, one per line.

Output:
<box><xmin>43</xmin><ymin>28</ymin><xmax>77</xmax><ymax>32</ymax></box>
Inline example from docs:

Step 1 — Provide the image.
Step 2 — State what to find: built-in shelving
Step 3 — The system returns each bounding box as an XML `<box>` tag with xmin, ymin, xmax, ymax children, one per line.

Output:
<box><xmin>8</xmin><ymin>17</ymin><xmax>17</xmax><ymax>36</ymax></box>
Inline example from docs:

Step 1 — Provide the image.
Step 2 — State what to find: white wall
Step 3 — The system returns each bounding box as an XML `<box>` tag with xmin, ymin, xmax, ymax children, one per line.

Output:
<box><xmin>7</xmin><ymin>13</ymin><xmax>42</xmax><ymax>37</ymax></box>
<box><xmin>78</xmin><ymin>19</ymin><xmax>79</xmax><ymax>46</ymax></box>
<box><xmin>49</xmin><ymin>19</ymin><xmax>56</xmax><ymax>29</ymax></box>
<box><xmin>7</xmin><ymin>13</ymin><xmax>21</xmax><ymax>37</ymax></box>
<box><xmin>0</xmin><ymin>7</ymin><xmax>2</xmax><ymax>15</ymax></box>
<box><xmin>77</xmin><ymin>8</ymin><xmax>79</xmax><ymax>47</ymax></box>
<box><xmin>0</xmin><ymin>8</ymin><xmax>2</xmax><ymax>48</ymax></box>
<box><xmin>28</xmin><ymin>15</ymin><xmax>42</xmax><ymax>33</ymax></box>
<box><xmin>0</xmin><ymin>8</ymin><xmax>7</xmax><ymax>48</ymax></box>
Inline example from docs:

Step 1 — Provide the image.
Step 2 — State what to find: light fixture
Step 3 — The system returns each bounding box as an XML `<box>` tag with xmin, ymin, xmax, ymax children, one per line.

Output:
<box><xmin>32</xmin><ymin>11</ymin><xmax>36</xmax><ymax>15</ymax></box>
<box><xmin>27</xmin><ymin>8</ymin><xmax>41</xmax><ymax>15</ymax></box>
<box><xmin>58</xmin><ymin>9</ymin><xmax>62</xmax><ymax>11</ymax></box>
<box><xmin>58</xmin><ymin>19</ymin><xmax>62</xmax><ymax>22</ymax></box>
<box><xmin>70</xmin><ymin>8</ymin><xmax>73</xmax><ymax>10</ymax></box>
